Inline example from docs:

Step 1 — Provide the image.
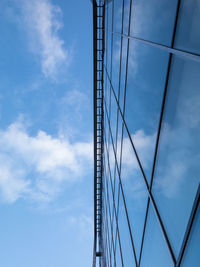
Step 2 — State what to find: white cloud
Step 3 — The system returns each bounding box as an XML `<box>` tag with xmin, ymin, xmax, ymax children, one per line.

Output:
<box><xmin>0</xmin><ymin>121</ymin><xmax>93</xmax><ymax>203</ymax></box>
<box><xmin>107</xmin><ymin>127</ymin><xmax>195</xmax><ymax>200</ymax></box>
<box><xmin>152</xmin><ymin>122</ymin><xmax>200</xmax><ymax>199</ymax></box>
<box><xmin>0</xmin><ymin>157</ymin><xmax>30</xmax><ymax>203</ymax></box>
<box><xmin>155</xmin><ymin>159</ymin><xmax>187</xmax><ymax>198</ymax></box>
<box><xmin>106</xmin><ymin>130</ymin><xmax>155</xmax><ymax>200</ymax></box>
<box><xmin>130</xmin><ymin>0</ymin><xmax>174</xmax><ymax>39</ymax></box>
<box><xmin>108</xmin><ymin>129</ymin><xmax>155</xmax><ymax>176</ymax></box>
<box><xmin>21</xmin><ymin>0</ymin><xmax>70</xmax><ymax>78</ymax></box>
<box><xmin>123</xmin><ymin>130</ymin><xmax>155</xmax><ymax>170</ymax></box>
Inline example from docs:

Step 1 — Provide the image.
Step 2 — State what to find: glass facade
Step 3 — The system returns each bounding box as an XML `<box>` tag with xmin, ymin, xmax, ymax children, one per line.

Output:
<box><xmin>92</xmin><ymin>0</ymin><xmax>200</xmax><ymax>266</ymax></box>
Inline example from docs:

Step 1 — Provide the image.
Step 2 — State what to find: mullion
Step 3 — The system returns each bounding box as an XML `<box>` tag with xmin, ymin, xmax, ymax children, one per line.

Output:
<box><xmin>104</xmin><ymin>134</ymin><xmax>125</xmax><ymax>267</ymax></box>
<box><xmin>138</xmin><ymin>198</ymin><xmax>150</xmax><ymax>266</ymax></box>
<box><xmin>104</xmin><ymin>129</ymin><xmax>126</xmax><ymax>267</ymax></box>
<box><xmin>115</xmin><ymin>182</ymin><xmax>124</xmax><ymax>267</ymax></box>
<box><xmin>104</xmin><ymin>2</ymin><xmax>109</xmax><ymax>120</ymax></box>
<box><xmin>111</xmin><ymin>0</ymin><xmax>125</xmax><ymax>255</ymax></box>
<box><xmin>103</xmin><ymin>113</ymin><xmax>125</xmax><ymax>267</ymax></box>
<box><xmin>111</xmin><ymin>0</ymin><xmax>125</xmax><ymax>260</ymax></box>
<box><xmin>103</xmin><ymin>151</ymin><xmax>110</xmax><ymax>267</ymax></box>
<box><xmin>107</xmin><ymin>0</ymin><xmax>131</xmax><ymax>260</ymax></box>
<box><xmin>109</xmin><ymin>0</ymin><xmax>115</xmax><ymax>120</ymax></box>
<box><xmin>103</xmin><ymin>176</ymin><xmax>110</xmax><ymax>267</ymax></box>
<box><xmin>107</xmin><ymin>0</ymin><xmax>114</xmax><ymax>186</ymax></box>
<box><xmin>104</xmin><ymin>94</ymin><xmax>138</xmax><ymax>266</ymax></box>
<box><xmin>139</xmin><ymin>0</ymin><xmax>182</xmax><ymax>264</ymax></box>
<box><xmin>104</xmin><ymin>142</ymin><xmax>116</xmax><ymax>267</ymax></box>
<box><xmin>114</xmin><ymin>179</ymin><xmax>122</xmax><ymax>263</ymax></box>
<box><xmin>176</xmin><ymin>184</ymin><xmax>200</xmax><ymax>267</ymax></box>
<box><xmin>105</xmin><ymin>155</ymin><xmax>117</xmax><ymax>267</ymax></box>
<box><xmin>104</xmin><ymin>197</ymin><xmax>111</xmax><ymax>267</ymax></box>
<box><xmin>106</xmin><ymin>186</ymin><xmax>116</xmax><ymax>267</ymax></box>
<box><xmin>104</xmin><ymin>175</ymin><xmax>113</xmax><ymax>267</ymax></box>
<box><xmin>107</xmin><ymin>0</ymin><xmax>115</xmax><ymax>162</ymax></box>
<box><xmin>102</xmin><ymin>6</ymin><xmax>108</xmax><ymax>258</ymax></box>
<box><xmin>108</xmin><ymin>1</ymin><xmax>139</xmax><ymax>265</ymax></box>
<box><xmin>104</xmin><ymin>62</ymin><xmax>176</xmax><ymax>266</ymax></box>
<box><xmin>106</xmin><ymin>2</ymin><xmax>116</xmax><ymax>264</ymax></box>
<box><xmin>101</xmin><ymin>154</ymin><xmax>106</xmax><ymax>266</ymax></box>
<box><xmin>104</xmin><ymin>29</ymin><xmax>200</xmax><ymax>63</ymax></box>
<box><xmin>112</xmin><ymin>0</ymin><xmax>134</xmax><ymax>255</ymax></box>
<box><xmin>102</xmin><ymin>216</ymin><xmax>107</xmax><ymax>266</ymax></box>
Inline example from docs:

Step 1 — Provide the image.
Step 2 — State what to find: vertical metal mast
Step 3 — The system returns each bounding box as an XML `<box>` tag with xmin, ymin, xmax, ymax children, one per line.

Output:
<box><xmin>92</xmin><ymin>0</ymin><xmax>105</xmax><ymax>266</ymax></box>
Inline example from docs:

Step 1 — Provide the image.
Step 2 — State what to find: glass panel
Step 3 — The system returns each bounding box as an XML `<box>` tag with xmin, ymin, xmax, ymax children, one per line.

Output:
<box><xmin>113</xmin><ymin>0</ymin><xmax>123</xmax><ymax>33</ymax></box>
<box><xmin>104</xmin><ymin>175</ymin><xmax>114</xmax><ymax>266</ymax></box>
<box><xmin>174</xmin><ymin>0</ymin><xmax>200</xmax><ymax>54</ymax></box>
<box><xmin>111</xmin><ymin>216</ymin><xmax>117</xmax><ymax>267</ymax></box>
<box><xmin>106</xmin><ymin>32</ymin><xmax>112</xmax><ymax>101</ymax></box>
<box><xmin>125</xmin><ymin>39</ymin><xmax>169</xmax><ymax>182</ymax></box>
<box><xmin>112</xmin><ymin>34</ymin><xmax>121</xmax><ymax>102</ymax></box>
<box><xmin>104</xmin><ymin>109</ymin><xmax>110</xmax><ymax>156</ymax></box>
<box><xmin>104</xmin><ymin>3</ymin><xmax>109</xmax><ymax>105</ymax></box>
<box><xmin>130</xmin><ymin>0</ymin><xmax>178</xmax><ymax>46</ymax></box>
<box><xmin>107</xmin><ymin>0</ymin><xmax>113</xmax><ymax>32</ymax></box>
<box><xmin>140</xmin><ymin>203</ymin><xmax>174</xmax><ymax>267</ymax></box>
<box><xmin>115</xmin><ymin>233</ymin><xmax>123</xmax><ymax>267</ymax></box>
<box><xmin>120</xmin><ymin>128</ymin><xmax>148</xmax><ymax>260</ymax></box>
<box><xmin>103</xmin><ymin>196</ymin><xmax>111</xmax><ymax>267</ymax></box>
<box><xmin>123</xmin><ymin>0</ymin><xmax>131</xmax><ymax>35</ymax></box>
<box><xmin>181</xmin><ymin>197</ymin><xmax>200</xmax><ymax>267</ymax></box>
<box><xmin>119</xmin><ymin>37</ymin><xmax>128</xmax><ymax>110</ymax></box>
<box><xmin>152</xmin><ymin>55</ymin><xmax>200</xmax><ymax>258</ymax></box>
<box><xmin>115</xmin><ymin>114</ymin><xmax>123</xmax><ymax>169</ymax></box>
<box><xmin>110</xmin><ymin>83</ymin><xmax>118</xmax><ymax>154</ymax></box>
<box><xmin>117</xmin><ymin>188</ymin><xmax>136</xmax><ymax>267</ymax></box>
<box><xmin>105</xmin><ymin>145</ymin><xmax>114</xmax><ymax>224</ymax></box>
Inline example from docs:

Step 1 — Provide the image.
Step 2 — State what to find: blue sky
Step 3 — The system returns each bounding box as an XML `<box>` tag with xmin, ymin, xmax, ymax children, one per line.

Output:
<box><xmin>0</xmin><ymin>0</ymin><xmax>199</xmax><ymax>266</ymax></box>
<box><xmin>103</xmin><ymin>0</ymin><xmax>200</xmax><ymax>265</ymax></box>
<box><xmin>0</xmin><ymin>0</ymin><xmax>94</xmax><ymax>266</ymax></box>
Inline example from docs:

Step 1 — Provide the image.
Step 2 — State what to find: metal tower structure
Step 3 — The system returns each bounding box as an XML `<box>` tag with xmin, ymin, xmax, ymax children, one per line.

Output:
<box><xmin>92</xmin><ymin>1</ymin><xmax>105</xmax><ymax>266</ymax></box>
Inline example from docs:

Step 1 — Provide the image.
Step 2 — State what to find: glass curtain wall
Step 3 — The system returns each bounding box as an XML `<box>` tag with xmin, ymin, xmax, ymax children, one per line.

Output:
<box><xmin>101</xmin><ymin>0</ymin><xmax>200</xmax><ymax>266</ymax></box>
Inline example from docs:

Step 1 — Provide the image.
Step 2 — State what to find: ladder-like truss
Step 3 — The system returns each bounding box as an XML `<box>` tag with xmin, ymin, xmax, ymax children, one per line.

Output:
<box><xmin>92</xmin><ymin>0</ymin><xmax>105</xmax><ymax>266</ymax></box>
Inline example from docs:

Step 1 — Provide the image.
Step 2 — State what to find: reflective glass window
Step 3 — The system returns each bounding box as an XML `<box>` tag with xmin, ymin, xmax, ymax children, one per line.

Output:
<box><xmin>112</xmin><ymin>34</ymin><xmax>121</xmax><ymax>101</ymax></box>
<box><xmin>105</xmin><ymin>111</ymin><xmax>115</xmax><ymax>189</ymax></box>
<box><xmin>152</xmin><ymin>55</ymin><xmax>200</xmax><ymax>258</ymax></box>
<box><xmin>118</xmin><ymin>37</ymin><xmax>128</xmax><ymax>110</ymax></box>
<box><xmin>106</xmin><ymin>32</ymin><xmax>112</xmax><ymax>99</ymax></box>
<box><xmin>140</xmin><ymin>203</ymin><xmax>174</xmax><ymax>267</ymax></box>
<box><xmin>109</xmin><ymin>78</ymin><xmax>119</xmax><ymax>153</ymax></box>
<box><xmin>174</xmin><ymin>0</ymin><xmax>200</xmax><ymax>54</ymax></box>
<box><xmin>125</xmin><ymin>40</ymin><xmax>169</xmax><ymax>182</ymax></box>
<box><xmin>104</xmin><ymin>112</ymin><xmax>110</xmax><ymax>159</ymax></box>
<box><xmin>113</xmin><ymin>0</ymin><xmax>123</xmax><ymax>33</ymax></box>
<box><xmin>103</xmin><ymin>196</ymin><xmax>110</xmax><ymax>266</ymax></box>
<box><xmin>181</xmin><ymin>197</ymin><xmax>200</xmax><ymax>267</ymax></box>
<box><xmin>115</xmin><ymin>234</ymin><xmax>123</xmax><ymax>267</ymax></box>
<box><xmin>130</xmin><ymin>0</ymin><xmax>178</xmax><ymax>46</ymax></box>
<box><xmin>104</xmin><ymin>34</ymin><xmax>110</xmax><ymax>115</ymax></box>
<box><xmin>104</xmin><ymin>11</ymin><xmax>109</xmax><ymax>105</ymax></box>
<box><xmin>117</xmin><ymin>188</ymin><xmax>136</xmax><ymax>267</ymax></box>
<box><xmin>123</xmin><ymin>0</ymin><xmax>131</xmax><ymax>35</ymax></box>
<box><xmin>105</xmin><ymin>146</ymin><xmax>114</xmax><ymax>224</ymax></box>
<box><xmin>104</xmin><ymin>175</ymin><xmax>115</xmax><ymax>265</ymax></box>
<box><xmin>120</xmin><ymin>128</ymin><xmax>148</xmax><ymax>261</ymax></box>
<box><xmin>107</xmin><ymin>0</ymin><xmax>113</xmax><ymax>32</ymax></box>
<box><xmin>114</xmin><ymin>166</ymin><xmax>121</xmax><ymax>220</ymax></box>
<box><xmin>103</xmin><ymin>209</ymin><xmax>111</xmax><ymax>265</ymax></box>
